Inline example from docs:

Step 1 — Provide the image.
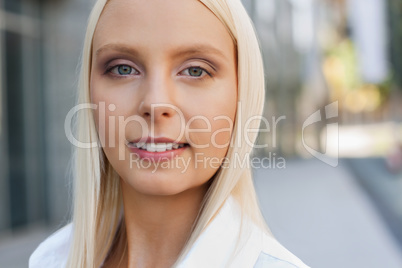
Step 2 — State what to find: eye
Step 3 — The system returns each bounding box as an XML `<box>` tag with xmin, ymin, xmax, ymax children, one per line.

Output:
<box><xmin>187</xmin><ymin>67</ymin><xmax>203</xmax><ymax>77</ymax></box>
<box><xmin>109</xmin><ymin>65</ymin><xmax>138</xmax><ymax>76</ymax></box>
<box><xmin>181</xmin><ymin>66</ymin><xmax>210</xmax><ymax>77</ymax></box>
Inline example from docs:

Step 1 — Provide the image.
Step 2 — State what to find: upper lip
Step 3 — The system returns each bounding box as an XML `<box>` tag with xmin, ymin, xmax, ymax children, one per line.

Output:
<box><xmin>129</xmin><ymin>137</ymin><xmax>187</xmax><ymax>144</ymax></box>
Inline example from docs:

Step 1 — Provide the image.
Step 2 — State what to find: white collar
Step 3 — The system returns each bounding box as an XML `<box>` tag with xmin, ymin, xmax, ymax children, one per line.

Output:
<box><xmin>177</xmin><ymin>196</ymin><xmax>308</xmax><ymax>268</ymax></box>
<box><xmin>177</xmin><ymin>196</ymin><xmax>263</xmax><ymax>268</ymax></box>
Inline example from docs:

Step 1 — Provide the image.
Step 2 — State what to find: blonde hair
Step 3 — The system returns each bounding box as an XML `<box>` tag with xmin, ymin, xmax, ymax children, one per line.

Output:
<box><xmin>67</xmin><ymin>0</ymin><xmax>268</xmax><ymax>267</ymax></box>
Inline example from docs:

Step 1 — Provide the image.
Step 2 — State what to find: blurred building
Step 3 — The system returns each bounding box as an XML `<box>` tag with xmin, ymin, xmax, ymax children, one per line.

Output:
<box><xmin>0</xmin><ymin>0</ymin><xmax>92</xmax><ymax>232</ymax></box>
<box><xmin>388</xmin><ymin>0</ymin><xmax>402</xmax><ymax>90</ymax></box>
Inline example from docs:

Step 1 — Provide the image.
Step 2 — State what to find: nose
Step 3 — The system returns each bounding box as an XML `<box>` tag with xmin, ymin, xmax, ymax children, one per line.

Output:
<box><xmin>137</xmin><ymin>73</ymin><xmax>176</xmax><ymax>122</ymax></box>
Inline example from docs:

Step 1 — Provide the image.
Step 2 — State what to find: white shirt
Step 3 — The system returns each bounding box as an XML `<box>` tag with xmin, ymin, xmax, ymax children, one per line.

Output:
<box><xmin>29</xmin><ymin>197</ymin><xmax>309</xmax><ymax>267</ymax></box>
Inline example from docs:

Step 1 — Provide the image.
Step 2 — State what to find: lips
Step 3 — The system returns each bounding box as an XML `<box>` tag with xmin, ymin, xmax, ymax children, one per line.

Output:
<box><xmin>126</xmin><ymin>137</ymin><xmax>189</xmax><ymax>161</ymax></box>
<box><xmin>127</xmin><ymin>142</ymin><xmax>188</xmax><ymax>152</ymax></box>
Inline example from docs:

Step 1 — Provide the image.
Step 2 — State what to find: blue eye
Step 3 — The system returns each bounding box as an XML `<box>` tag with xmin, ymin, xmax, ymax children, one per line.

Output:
<box><xmin>109</xmin><ymin>65</ymin><xmax>137</xmax><ymax>76</ymax></box>
<box><xmin>187</xmin><ymin>67</ymin><xmax>204</xmax><ymax>77</ymax></box>
<box><xmin>182</xmin><ymin>66</ymin><xmax>211</xmax><ymax>78</ymax></box>
<box><xmin>118</xmin><ymin>65</ymin><xmax>133</xmax><ymax>75</ymax></box>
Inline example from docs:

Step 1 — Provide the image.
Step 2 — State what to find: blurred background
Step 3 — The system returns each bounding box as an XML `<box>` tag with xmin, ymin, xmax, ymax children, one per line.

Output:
<box><xmin>0</xmin><ymin>0</ymin><xmax>401</xmax><ymax>267</ymax></box>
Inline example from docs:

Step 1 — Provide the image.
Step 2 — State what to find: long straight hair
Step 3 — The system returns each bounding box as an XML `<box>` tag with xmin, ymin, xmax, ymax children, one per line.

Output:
<box><xmin>66</xmin><ymin>0</ymin><xmax>268</xmax><ymax>267</ymax></box>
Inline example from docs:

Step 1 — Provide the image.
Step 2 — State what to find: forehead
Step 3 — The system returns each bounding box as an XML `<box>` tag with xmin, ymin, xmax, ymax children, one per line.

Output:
<box><xmin>92</xmin><ymin>0</ymin><xmax>235</xmax><ymax>60</ymax></box>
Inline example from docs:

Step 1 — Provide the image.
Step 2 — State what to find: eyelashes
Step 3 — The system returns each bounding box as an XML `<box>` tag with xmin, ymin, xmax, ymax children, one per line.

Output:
<box><xmin>104</xmin><ymin>64</ymin><xmax>213</xmax><ymax>80</ymax></box>
<box><xmin>179</xmin><ymin>66</ymin><xmax>211</xmax><ymax>78</ymax></box>
<box><xmin>108</xmin><ymin>65</ymin><xmax>139</xmax><ymax>76</ymax></box>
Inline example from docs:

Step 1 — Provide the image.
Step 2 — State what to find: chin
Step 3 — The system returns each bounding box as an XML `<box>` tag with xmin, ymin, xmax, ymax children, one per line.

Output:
<box><xmin>120</xmin><ymin>171</ymin><xmax>194</xmax><ymax>196</ymax></box>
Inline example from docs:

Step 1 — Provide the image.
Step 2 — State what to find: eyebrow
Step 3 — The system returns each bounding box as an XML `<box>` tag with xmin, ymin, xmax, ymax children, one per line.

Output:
<box><xmin>96</xmin><ymin>43</ymin><xmax>140</xmax><ymax>57</ymax></box>
<box><xmin>95</xmin><ymin>43</ymin><xmax>228</xmax><ymax>61</ymax></box>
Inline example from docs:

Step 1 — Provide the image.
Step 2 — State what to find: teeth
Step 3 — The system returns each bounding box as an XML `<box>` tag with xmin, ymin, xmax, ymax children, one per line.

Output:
<box><xmin>146</xmin><ymin>143</ymin><xmax>156</xmax><ymax>152</ymax></box>
<box><xmin>155</xmin><ymin>143</ymin><xmax>167</xmax><ymax>152</ymax></box>
<box><xmin>130</xmin><ymin>142</ymin><xmax>186</xmax><ymax>152</ymax></box>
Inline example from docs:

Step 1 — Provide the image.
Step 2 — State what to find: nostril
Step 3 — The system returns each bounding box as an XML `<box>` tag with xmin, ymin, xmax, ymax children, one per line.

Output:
<box><xmin>162</xmin><ymin>112</ymin><xmax>169</xmax><ymax>116</ymax></box>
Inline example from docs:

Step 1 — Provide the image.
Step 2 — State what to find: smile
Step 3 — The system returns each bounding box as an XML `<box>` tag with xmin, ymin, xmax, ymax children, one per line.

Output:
<box><xmin>127</xmin><ymin>142</ymin><xmax>188</xmax><ymax>152</ymax></box>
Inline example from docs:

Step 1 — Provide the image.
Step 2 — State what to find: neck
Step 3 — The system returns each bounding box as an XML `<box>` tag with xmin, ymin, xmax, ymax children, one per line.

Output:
<box><xmin>120</xmin><ymin>179</ymin><xmax>208</xmax><ymax>267</ymax></box>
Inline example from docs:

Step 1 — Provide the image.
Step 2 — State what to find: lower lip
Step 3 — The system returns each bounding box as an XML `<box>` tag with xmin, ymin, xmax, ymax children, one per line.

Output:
<box><xmin>128</xmin><ymin>146</ymin><xmax>188</xmax><ymax>161</ymax></box>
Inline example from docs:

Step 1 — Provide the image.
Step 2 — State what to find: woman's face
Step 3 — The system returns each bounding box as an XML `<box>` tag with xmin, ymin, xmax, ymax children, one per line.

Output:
<box><xmin>91</xmin><ymin>0</ymin><xmax>237</xmax><ymax>195</ymax></box>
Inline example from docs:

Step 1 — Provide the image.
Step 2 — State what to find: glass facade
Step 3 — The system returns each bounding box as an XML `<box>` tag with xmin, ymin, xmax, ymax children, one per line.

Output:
<box><xmin>5</xmin><ymin>31</ymin><xmax>28</xmax><ymax>227</ymax></box>
<box><xmin>388</xmin><ymin>0</ymin><xmax>402</xmax><ymax>89</ymax></box>
<box><xmin>0</xmin><ymin>0</ymin><xmax>91</xmax><ymax>233</ymax></box>
<box><xmin>0</xmin><ymin>0</ymin><xmax>47</xmax><ymax>230</ymax></box>
<box><xmin>4</xmin><ymin>0</ymin><xmax>22</xmax><ymax>13</ymax></box>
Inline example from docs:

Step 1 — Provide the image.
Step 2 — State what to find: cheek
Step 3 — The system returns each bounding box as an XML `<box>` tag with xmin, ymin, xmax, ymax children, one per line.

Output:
<box><xmin>211</xmin><ymin>119</ymin><xmax>233</xmax><ymax>147</ymax></box>
<box><xmin>186</xmin><ymin>118</ymin><xmax>233</xmax><ymax>147</ymax></box>
<box><xmin>186</xmin><ymin>111</ymin><xmax>236</xmax><ymax>161</ymax></box>
<box><xmin>90</xmin><ymin>81</ymin><xmax>141</xmax><ymax>148</ymax></box>
<box><xmin>185</xmin><ymin>86</ymin><xmax>237</xmax><ymax>150</ymax></box>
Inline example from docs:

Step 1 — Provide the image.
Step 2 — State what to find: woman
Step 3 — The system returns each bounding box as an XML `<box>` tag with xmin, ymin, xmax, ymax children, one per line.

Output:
<box><xmin>30</xmin><ymin>0</ymin><xmax>309</xmax><ymax>267</ymax></box>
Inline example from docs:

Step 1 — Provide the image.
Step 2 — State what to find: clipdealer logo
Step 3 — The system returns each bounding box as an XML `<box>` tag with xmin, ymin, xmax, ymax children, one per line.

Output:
<box><xmin>64</xmin><ymin>101</ymin><xmax>339</xmax><ymax>168</ymax></box>
<box><xmin>302</xmin><ymin>101</ymin><xmax>339</xmax><ymax>167</ymax></box>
